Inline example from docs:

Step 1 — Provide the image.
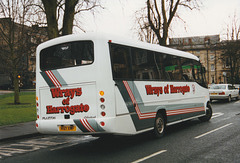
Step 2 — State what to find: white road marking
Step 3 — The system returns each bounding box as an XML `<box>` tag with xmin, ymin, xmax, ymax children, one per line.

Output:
<box><xmin>50</xmin><ymin>142</ymin><xmax>79</xmax><ymax>151</ymax></box>
<box><xmin>0</xmin><ymin>136</ymin><xmax>83</xmax><ymax>159</ymax></box>
<box><xmin>50</xmin><ymin>135</ymin><xmax>97</xmax><ymax>151</ymax></box>
<box><xmin>131</xmin><ymin>150</ymin><xmax>167</xmax><ymax>163</ymax></box>
<box><xmin>211</xmin><ymin>112</ymin><xmax>224</xmax><ymax>119</ymax></box>
<box><xmin>195</xmin><ymin>123</ymin><xmax>233</xmax><ymax>139</ymax></box>
<box><xmin>0</xmin><ymin>151</ymin><xmax>12</xmax><ymax>157</ymax></box>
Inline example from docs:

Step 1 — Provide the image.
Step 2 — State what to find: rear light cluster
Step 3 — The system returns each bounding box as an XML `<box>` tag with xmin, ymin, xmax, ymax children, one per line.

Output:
<box><xmin>219</xmin><ymin>92</ymin><xmax>225</xmax><ymax>95</ymax></box>
<box><xmin>99</xmin><ymin>91</ymin><xmax>106</xmax><ymax>127</ymax></box>
<box><xmin>99</xmin><ymin>91</ymin><xmax>106</xmax><ymax>116</ymax></box>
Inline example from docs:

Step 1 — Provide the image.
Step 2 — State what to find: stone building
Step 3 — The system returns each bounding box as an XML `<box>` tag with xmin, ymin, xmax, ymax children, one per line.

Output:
<box><xmin>169</xmin><ymin>35</ymin><xmax>235</xmax><ymax>84</ymax></box>
<box><xmin>0</xmin><ymin>18</ymin><xmax>48</xmax><ymax>89</ymax></box>
<box><xmin>28</xmin><ymin>25</ymin><xmax>48</xmax><ymax>81</ymax></box>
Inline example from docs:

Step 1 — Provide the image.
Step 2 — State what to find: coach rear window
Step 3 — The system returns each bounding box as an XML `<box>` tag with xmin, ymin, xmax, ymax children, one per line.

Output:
<box><xmin>40</xmin><ymin>41</ymin><xmax>94</xmax><ymax>71</ymax></box>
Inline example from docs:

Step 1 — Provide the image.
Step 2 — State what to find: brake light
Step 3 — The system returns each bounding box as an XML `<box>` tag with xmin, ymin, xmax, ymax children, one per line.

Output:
<box><xmin>101</xmin><ymin>111</ymin><xmax>106</xmax><ymax>117</ymax></box>
<box><xmin>219</xmin><ymin>92</ymin><xmax>225</xmax><ymax>95</ymax></box>
<box><xmin>100</xmin><ymin>121</ymin><xmax>105</xmax><ymax>126</ymax></box>
<box><xmin>100</xmin><ymin>97</ymin><xmax>105</xmax><ymax>103</ymax></box>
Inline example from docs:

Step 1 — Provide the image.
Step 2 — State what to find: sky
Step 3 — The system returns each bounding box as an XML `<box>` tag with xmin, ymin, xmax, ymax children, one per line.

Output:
<box><xmin>80</xmin><ymin>0</ymin><xmax>240</xmax><ymax>40</ymax></box>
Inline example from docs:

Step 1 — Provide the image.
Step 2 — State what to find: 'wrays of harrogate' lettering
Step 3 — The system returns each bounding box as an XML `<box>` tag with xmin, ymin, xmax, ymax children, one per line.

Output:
<box><xmin>170</xmin><ymin>85</ymin><xmax>190</xmax><ymax>95</ymax></box>
<box><xmin>50</xmin><ymin>88</ymin><xmax>82</xmax><ymax>99</ymax></box>
<box><xmin>46</xmin><ymin>103</ymin><xmax>89</xmax><ymax>115</ymax></box>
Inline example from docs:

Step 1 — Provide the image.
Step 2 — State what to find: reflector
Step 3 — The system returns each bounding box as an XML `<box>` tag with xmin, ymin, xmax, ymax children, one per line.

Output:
<box><xmin>100</xmin><ymin>104</ymin><xmax>105</xmax><ymax>109</ymax></box>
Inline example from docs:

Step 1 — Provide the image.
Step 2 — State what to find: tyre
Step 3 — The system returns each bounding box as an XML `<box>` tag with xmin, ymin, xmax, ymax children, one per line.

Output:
<box><xmin>227</xmin><ymin>95</ymin><xmax>231</xmax><ymax>102</ymax></box>
<box><xmin>154</xmin><ymin>113</ymin><xmax>166</xmax><ymax>138</ymax></box>
<box><xmin>199</xmin><ymin>103</ymin><xmax>212</xmax><ymax>122</ymax></box>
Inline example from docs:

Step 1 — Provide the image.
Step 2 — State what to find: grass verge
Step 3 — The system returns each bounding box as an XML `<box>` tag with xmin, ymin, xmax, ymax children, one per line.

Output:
<box><xmin>0</xmin><ymin>92</ymin><xmax>36</xmax><ymax>126</ymax></box>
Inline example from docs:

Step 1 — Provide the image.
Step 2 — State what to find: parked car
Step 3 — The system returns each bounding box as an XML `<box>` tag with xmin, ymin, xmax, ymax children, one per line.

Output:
<box><xmin>234</xmin><ymin>84</ymin><xmax>240</xmax><ymax>94</ymax></box>
<box><xmin>209</xmin><ymin>84</ymin><xmax>239</xmax><ymax>102</ymax></box>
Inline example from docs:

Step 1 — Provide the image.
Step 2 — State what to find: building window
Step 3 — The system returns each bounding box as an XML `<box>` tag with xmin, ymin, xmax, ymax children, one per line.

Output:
<box><xmin>225</xmin><ymin>58</ymin><xmax>230</xmax><ymax>68</ymax></box>
<box><xmin>32</xmin><ymin>65</ymin><xmax>35</xmax><ymax>72</ymax></box>
<box><xmin>211</xmin><ymin>64</ymin><xmax>215</xmax><ymax>71</ymax></box>
<box><xmin>210</xmin><ymin>55</ymin><xmax>214</xmax><ymax>61</ymax></box>
<box><xmin>211</xmin><ymin>75</ymin><xmax>215</xmax><ymax>83</ymax></box>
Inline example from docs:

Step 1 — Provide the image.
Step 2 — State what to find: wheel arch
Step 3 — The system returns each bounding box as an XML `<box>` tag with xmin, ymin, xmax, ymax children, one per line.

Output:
<box><xmin>207</xmin><ymin>100</ymin><xmax>211</xmax><ymax>107</ymax></box>
<box><xmin>155</xmin><ymin>107</ymin><xmax>167</xmax><ymax>124</ymax></box>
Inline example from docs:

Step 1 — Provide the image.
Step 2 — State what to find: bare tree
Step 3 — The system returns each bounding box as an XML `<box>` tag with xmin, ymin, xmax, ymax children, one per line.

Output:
<box><xmin>135</xmin><ymin>0</ymin><xmax>200</xmax><ymax>46</ymax></box>
<box><xmin>221</xmin><ymin>13</ymin><xmax>240</xmax><ymax>84</ymax></box>
<box><xmin>226</xmin><ymin>12</ymin><xmax>240</xmax><ymax>41</ymax></box>
<box><xmin>134</xmin><ymin>8</ymin><xmax>159</xmax><ymax>44</ymax></box>
<box><xmin>41</xmin><ymin>0</ymin><xmax>103</xmax><ymax>39</ymax></box>
<box><xmin>41</xmin><ymin>0</ymin><xmax>59</xmax><ymax>39</ymax></box>
<box><xmin>0</xmin><ymin>0</ymin><xmax>35</xmax><ymax>104</ymax></box>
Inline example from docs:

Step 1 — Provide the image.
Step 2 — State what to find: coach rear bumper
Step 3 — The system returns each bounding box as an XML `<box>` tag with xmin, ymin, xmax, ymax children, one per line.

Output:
<box><xmin>36</xmin><ymin>118</ymin><xmax>114</xmax><ymax>135</ymax></box>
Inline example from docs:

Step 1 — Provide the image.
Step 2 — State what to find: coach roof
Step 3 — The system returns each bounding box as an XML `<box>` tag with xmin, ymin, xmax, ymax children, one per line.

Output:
<box><xmin>37</xmin><ymin>33</ymin><xmax>199</xmax><ymax>61</ymax></box>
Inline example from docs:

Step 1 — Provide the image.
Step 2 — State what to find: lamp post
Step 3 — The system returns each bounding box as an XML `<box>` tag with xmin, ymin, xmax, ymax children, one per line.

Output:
<box><xmin>205</xmin><ymin>39</ymin><xmax>210</xmax><ymax>84</ymax></box>
<box><xmin>213</xmin><ymin>44</ymin><xmax>217</xmax><ymax>83</ymax></box>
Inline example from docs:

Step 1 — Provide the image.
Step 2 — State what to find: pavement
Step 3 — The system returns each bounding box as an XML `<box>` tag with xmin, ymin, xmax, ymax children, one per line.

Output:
<box><xmin>0</xmin><ymin>121</ymin><xmax>40</xmax><ymax>142</ymax></box>
<box><xmin>0</xmin><ymin>89</ymin><xmax>35</xmax><ymax>95</ymax></box>
<box><xmin>0</xmin><ymin>90</ymin><xmax>13</xmax><ymax>95</ymax></box>
<box><xmin>0</xmin><ymin>89</ymin><xmax>39</xmax><ymax>142</ymax></box>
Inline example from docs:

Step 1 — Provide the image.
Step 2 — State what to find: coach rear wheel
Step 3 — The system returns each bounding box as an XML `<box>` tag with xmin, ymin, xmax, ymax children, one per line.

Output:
<box><xmin>199</xmin><ymin>103</ymin><xmax>212</xmax><ymax>122</ymax></box>
<box><xmin>154</xmin><ymin>113</ymin><xmax>165</xmax><ymax>138</ymax></box>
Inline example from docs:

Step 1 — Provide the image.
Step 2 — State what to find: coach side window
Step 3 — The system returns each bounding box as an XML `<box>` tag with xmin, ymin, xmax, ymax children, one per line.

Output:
<box><xmin>110</xmin><ymin>44</ymin><xmax>132</xmax><ymax>80</ymax></box>
<box><xmin>131</xmin><ymin>48</ymin><xmax>170</xmax><ymax>80</ymax></box>
<box><xmin>181</xmin><ymin>58</ymin><xmax>195</xmax><ymax>81</ymax></box>
<box><xmin>132</xmin><ymin>48</ymin><xmax>155</xmax><ymax>80</ymax></box>
<box><xmin>154</xmin><ymin>52</ymin><xmax>170</xmax><ymax>80</ymax></box>
<box><xmin>193</xmin><ymin>61</ymin><xmax>207</xmax><ymax>88</ymax></box>
<box><xmin>164</xmin><ymin>55</ymin><xmax>183</xmax><ymax>81</ymax></box>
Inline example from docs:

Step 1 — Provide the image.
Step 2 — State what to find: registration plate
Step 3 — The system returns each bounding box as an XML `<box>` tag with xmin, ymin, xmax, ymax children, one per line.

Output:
<box><xmin>59</xmin><ymin>125</ymin><xmax>76</xmax><ymax>132</ymax></box>
<box><xmin>211</xmin><ymin>93</ymin><xmax>217</xmax><ymax>95</ymax></box>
